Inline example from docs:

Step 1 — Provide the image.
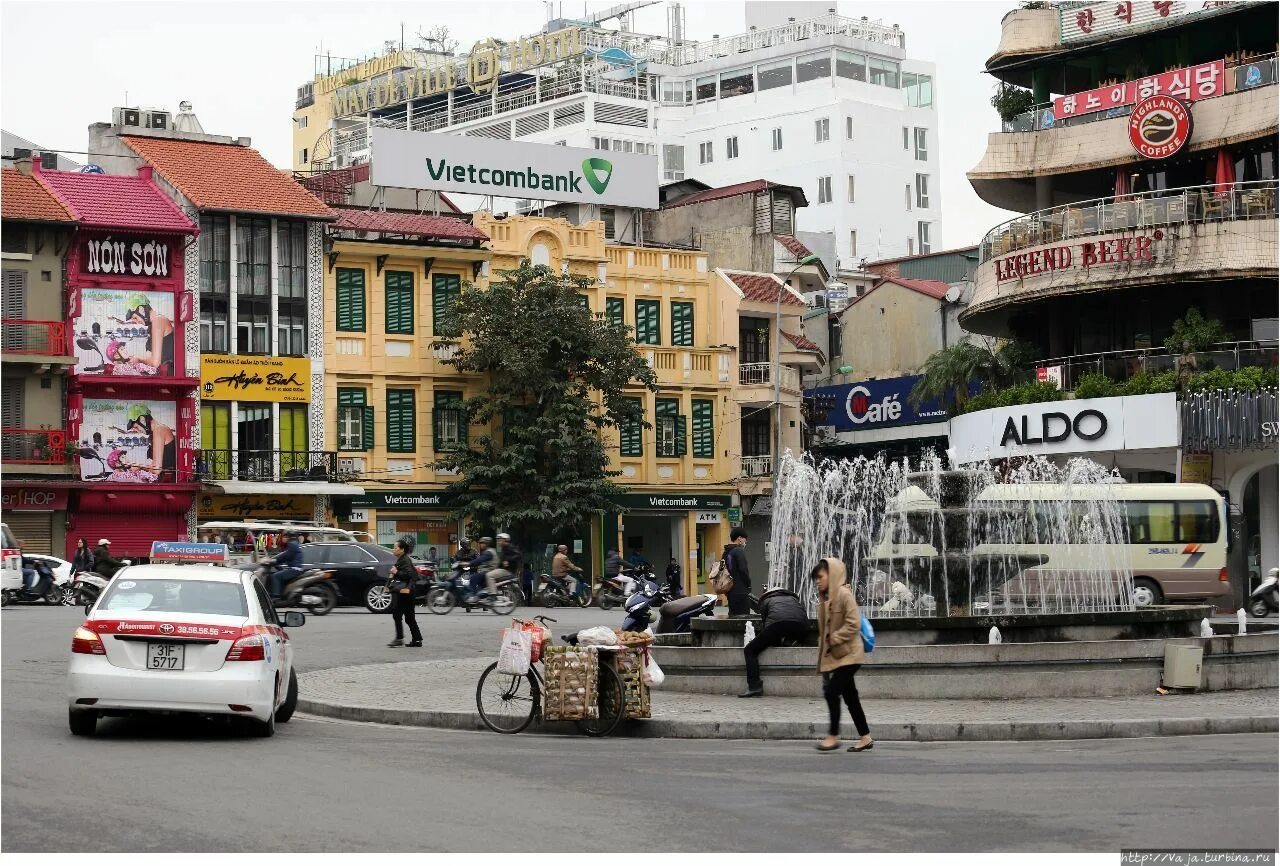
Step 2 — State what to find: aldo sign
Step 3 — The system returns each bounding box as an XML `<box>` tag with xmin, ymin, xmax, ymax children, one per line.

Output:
<box><xmin>949</xmin><ymin>393</ymin><xmax>1178</xmax><ymax>463</ymax></box>
<box><xmin>370</xmin><ymin>128</ymin><xmax>658</xmax><ymax>209</ymax></box>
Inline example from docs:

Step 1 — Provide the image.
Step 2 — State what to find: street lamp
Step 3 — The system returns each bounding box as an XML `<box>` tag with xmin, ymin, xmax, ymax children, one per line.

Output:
<box><xmin>772</xmin><ymin>252</ymin><xmax>823</xmax><ymax>485</ymax></box>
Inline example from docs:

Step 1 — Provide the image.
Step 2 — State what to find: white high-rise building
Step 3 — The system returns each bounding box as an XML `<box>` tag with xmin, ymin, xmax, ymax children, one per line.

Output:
<box><xmin>293</xmin><ymin>5</ymin><xmax>941</xmax><ymax>265</ymax></box>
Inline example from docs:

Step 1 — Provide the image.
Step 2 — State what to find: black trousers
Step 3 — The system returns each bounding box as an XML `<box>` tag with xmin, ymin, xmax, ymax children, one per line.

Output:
<box><xmin>392</xmin><ymin>591</ymin><xmax>422</xmax><ymax>642</ymax></box>
<box><xmin>727</xmin><ymin>583</ymin><xmax>752</xmax><ymax>616</ymax></box>
<box><xmin>823</xmin><ymin>664</ymin><xmax>870</xmax><ymax>737</ymax></box>
<box><xmin>744</xmin><ymin>621</ymin><xmax>807</xmax><ymax>688</ymax></box>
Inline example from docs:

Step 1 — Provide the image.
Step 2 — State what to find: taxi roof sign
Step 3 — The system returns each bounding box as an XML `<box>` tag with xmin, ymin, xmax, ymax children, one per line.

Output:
<box><xmin>149</xmin><ymin>541</ymin><xmax>229</xmax><ymax>564</ymax></box>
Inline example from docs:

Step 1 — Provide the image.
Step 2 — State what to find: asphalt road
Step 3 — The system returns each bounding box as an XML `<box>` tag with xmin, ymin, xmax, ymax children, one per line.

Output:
<box><xmin>3</xmin><ymin>604</ymin><xmax>1278</xmax><ymax>853</ymax></box>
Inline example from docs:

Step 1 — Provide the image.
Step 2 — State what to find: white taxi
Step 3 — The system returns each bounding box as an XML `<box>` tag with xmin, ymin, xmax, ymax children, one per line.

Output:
<box><xmin>67</xmin><ymin>541</ymin><xmax>304</xmax><ymax>738</ymax></box>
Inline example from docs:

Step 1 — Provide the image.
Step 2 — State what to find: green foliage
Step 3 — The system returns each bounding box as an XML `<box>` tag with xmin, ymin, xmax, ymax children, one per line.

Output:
<box><xmin>991</xmin><ymin>83</ymin><xmax>1036</xmax><ymax>122</ymax></box>
<box><xmin>437</xmin><ymin>262</ymin><xmax>658</xmax><ymax>535</ymax></box>
<box><xmin>963</xmin><ymin>380</ymin><xmax>1063</xmax><ymax>413</ymax></box>
<box><xmin>1073</xmin><ymin>371</ymin><xmax>1117</xmax><ymax>399</ymax></box>
<box><xmin>1163</xmin><ymin>307</ymin><xmax>1231</xmax><ymax>353</ymax></box>
<box><xmin>911</xmin><ymin>338</ymin><xmax>1035</xmax><ymax>414</ymax></box>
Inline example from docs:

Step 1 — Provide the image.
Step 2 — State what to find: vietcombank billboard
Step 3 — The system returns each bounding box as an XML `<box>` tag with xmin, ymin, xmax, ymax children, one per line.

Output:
<box><xmin>370</xmin><ymin>128</ymin><xmax>658</xmax><ymax>209</ymax></box>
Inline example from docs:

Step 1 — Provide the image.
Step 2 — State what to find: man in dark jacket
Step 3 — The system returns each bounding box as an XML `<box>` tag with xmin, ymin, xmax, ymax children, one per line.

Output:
<box><xmin>94</xmin><ymin>539</ymin><xmax>125</xmax><ymax>580</ymax></box>
<box><xmin>739</xmin><ymin>585</ymin><xmax>808</xmax><ymax>697</ymax></box>
<box><xmin>725</xmin><ymin>526</ymin><xmax>751</xmax><ymax>616</ymax></box>
<box><xmin>268</xmin><ymin>532</ymin><xmax>303</xmax><ymax>599</ymax></box>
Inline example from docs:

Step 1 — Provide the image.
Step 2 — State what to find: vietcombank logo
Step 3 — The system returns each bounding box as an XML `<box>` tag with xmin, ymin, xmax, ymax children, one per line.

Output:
<box><xmin>425</xmin><ymin>156</ymin><xmax>613</xmax><ymax>196</ymax></box>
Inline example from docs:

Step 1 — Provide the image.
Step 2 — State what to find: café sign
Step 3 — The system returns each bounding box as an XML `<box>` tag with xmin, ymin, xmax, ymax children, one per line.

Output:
<box><xmin>1127</xmin><ymin>95</ymin><xmax>1193</xmax><ymax>159</ymax></box>
<box><xmin>995</xmin><ymin>231</ymin><xmax>1162</xmax><ymax>283</ymax></box>
<box><xmin>201</xmin><ymin>355</ymin><xmax>310</xmax><ymax>402</ymax></box>
<box><xmin>1053</xmin><ymin>60</ymin><xmax>1223</xmax><ymax>120</ymax></box>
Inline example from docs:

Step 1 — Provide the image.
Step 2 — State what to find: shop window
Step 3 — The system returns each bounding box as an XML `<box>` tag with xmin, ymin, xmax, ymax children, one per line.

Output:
<box><xmin>385</xmin><ymin>270</ymin><xmax>415</xmax><ymax>335</ymax></box>
<box><xmin>671</xmin><ymin>301</ymin><xmax>694</xmax><ymax>347</ymax></box>
<box><xmin>691</xmin><ymin>399</ymin><xmax>714</xmax><ymax>458</ymax></box>
<box><xmin>635</xmin><ymin>299</ymin><xmax>660</xmax><ymax>345</ymax></box>
<box><xmin>386</xmin><ymin>389</ymin><xmax>416</xmax><ymax>453</ymax></box>
<box><xmin>655</xmin><ymin>397</ymin><xmax>686</xmax><ymax>458</ymax></box>
<box><xmin>619</xmin><ymin>396</ymin><xmax>643</xmax><ymax>457</ymax></box>
<box><xmin>432</xmin><ymin>273</ymin><xmax>461</xmax><ymax>337</ymax></box>
<box><xmin>337</xmin><ymin>388</ymin><xmax>371</xmax><ymax>452</ymax></box>
<box><xmin>336</xmin><ymin>268</ymin><xmax>366</xmax><ymax>332</ymax></box>
<box><xmin>199</xmin><ymin>400</ymin><xmax>231</xmax><ymax>479</ymax></box>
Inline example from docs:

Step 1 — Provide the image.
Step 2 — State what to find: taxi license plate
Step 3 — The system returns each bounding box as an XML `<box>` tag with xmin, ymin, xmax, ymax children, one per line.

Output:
<box><xmin>147</xmin><ymin>642</ymin><xmax>185</xmax><ymax>671</ymax></box>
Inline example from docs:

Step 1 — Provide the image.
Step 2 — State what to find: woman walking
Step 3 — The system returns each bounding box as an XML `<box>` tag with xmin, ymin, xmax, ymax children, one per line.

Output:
<box><xmin>387</xmin><ymin>536</ymin><xmax>423</xmax><ymax>648</ymax></box>
<box><xmin>72</xmin><ymin>538</ymin><xmax>95</xmax><ymax>574</ymax></box>
<box><xmin>813</xmin><ymin>557</ymin><xmax>873</xmax><ymax>753</ymax></box>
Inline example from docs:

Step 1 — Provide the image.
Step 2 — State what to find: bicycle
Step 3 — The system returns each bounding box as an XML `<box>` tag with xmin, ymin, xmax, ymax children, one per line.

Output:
<box><xmin>475</xmin><ymin>615</ymin><xmax>625</xmax><ymax>737</ymax></box>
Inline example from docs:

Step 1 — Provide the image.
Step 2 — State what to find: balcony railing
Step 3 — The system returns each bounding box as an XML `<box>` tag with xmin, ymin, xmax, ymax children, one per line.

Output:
<box><xmin>979</xmin><ymin>180</ymin><xmax>1278</xmax><ymax>264</ymax></box>
<box><xmin>1</xmin><ymin>319</ymin><xmax>68</xmax><ymax>356</ymax></box>
<box><xmin>1031</xmin><ymin>340</ymin><xmax>1279</xmax><ymax>393</ymax></box>
<box><xmin>999</xmin><ymin>53</ymin><xmax>1277</xmax><ymax>133</ymax></box>
<box><xmin>741</xmin><ymin>455</ymin><xmax>773</xmax><ymax>478</ymax></box>
<box><xmin>197</xmin><ymin>450</ymin><xmax>339</xmax><ymax>483</ymax></box>
<box><xmin>738</xmin><ymin>362</ymin><xmax>800</xmax><ymax>392</ymax></box>
<box><xmin>1</xmin><ymin>429</ymin><xmax>68</xmax><ymax>465</ymax></box>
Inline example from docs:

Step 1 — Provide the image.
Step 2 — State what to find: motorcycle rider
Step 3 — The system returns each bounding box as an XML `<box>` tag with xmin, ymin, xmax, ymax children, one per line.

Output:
<box><xmin>455</xmin><ymin>537</ymin><xmax>474</xmax><ymax>563</ymax></box>
<box><xmin>467</xmin><ymin>537</ymin><xmax>496</xmax><ymax>600</ymax></box>
<box><xmin>268</xmin><ymin>531</ymin><xmax>304</xmax><ymax>599</ymax></box>
<box><xmin>551</xmin><ymin>544</ymin><xmax>583</xmax><ymax>597</ymax></box>
<box><xmin>93</xmin><ymin>539</ymin><xmax>125</xmax><ymax>580</ymax></box>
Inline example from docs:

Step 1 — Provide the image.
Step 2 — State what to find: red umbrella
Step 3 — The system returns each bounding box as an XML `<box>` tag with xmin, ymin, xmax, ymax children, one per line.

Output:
<box><xmin>1213</xmin><ymin>148</ymin><xmax>1235</xmax><ymax>195</ymax></box>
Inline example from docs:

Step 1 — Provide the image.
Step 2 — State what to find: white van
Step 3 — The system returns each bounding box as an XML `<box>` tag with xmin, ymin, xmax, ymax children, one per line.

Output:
<box><xmin>196</xmin><ymin>521</ymin><xmax>369</xmax><ymax>567</ymax></box>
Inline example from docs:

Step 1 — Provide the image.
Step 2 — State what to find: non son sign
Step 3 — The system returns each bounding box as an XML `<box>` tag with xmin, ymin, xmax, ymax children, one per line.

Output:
<box><xmin>84</xmin><ymin>237</ymin><xmax>171</xmax><ymax>278</ymax></box>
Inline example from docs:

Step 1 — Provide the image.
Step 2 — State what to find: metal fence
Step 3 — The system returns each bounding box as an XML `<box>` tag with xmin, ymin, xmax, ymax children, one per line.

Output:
<box><xmin>197</xmin><ymin>450</ymin><xmax>338</xmax><ymax>483</ymax></box>
<box><xmin>1</xmin><ymin>429</ymin><xmax>67</xmax><ymax>465</ymax></box>
<box><xmin>1030</xmin><ymin>341</ymin><xmax>1279</xmax><ymax>392</ymax></box>
<box><xmin>1</xmin><ymin>319</ymin><xmax>67</xmax><ymax>356</ymax></box>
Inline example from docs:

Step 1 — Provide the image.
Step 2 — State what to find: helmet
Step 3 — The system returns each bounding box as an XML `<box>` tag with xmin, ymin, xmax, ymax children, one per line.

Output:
<box><xmin>479</xmin><ymin>536</ymin><xmax>493</xmax><ymax>546</ymax></box>
<box><xmin>127</xmin><ymin>404</ymin><xmax>150</xmax><ymax>423</ymax></box>
<box><xmin>106</xmin><ymin>340</ymin><xmax>126</xmax><ymax>361</ymax></box>
<box><xmin>458</xmin><ymin>536</ymin><xmax>470</xmax><ymax>545</ymax></box>
<box><xmin>127</xmin><ymin>292</ymin><xmax>150</xmax><ymax>312</ymax></box>
<box><xmin>496</xmin><ymin>532</ymin><xmax>511</xmax><ymax>541</ymax></box>
<box><xmin>98</xmin><ymin>538</ymin><xmax>111</xmax><ymax>546</ymax></box>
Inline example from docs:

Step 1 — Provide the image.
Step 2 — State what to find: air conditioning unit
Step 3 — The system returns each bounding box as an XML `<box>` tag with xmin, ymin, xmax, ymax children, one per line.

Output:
<box><xmin>114</xmin><ymin>107</ymin><xmax>143</xmax><ymax>128</ymax></box>
<box><xmin>145</xmin><ymin>110</ymin><xmax>171</xmax><ymax>130</ymax></box>
<box><xmin>338</xmin><ymin>457</ymin><xmax>365</xmax><ymax>477</ymax></box>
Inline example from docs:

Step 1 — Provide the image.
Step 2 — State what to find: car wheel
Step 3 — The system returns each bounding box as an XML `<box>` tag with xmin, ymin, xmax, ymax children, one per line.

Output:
<box><xmin>275</xmin><ymin>669</ymin><xmax>298</xmax><ymax>723</ymax></box>
<box><xmin>365</xmin><ymin>583</ymin><xmax>394</xmax><ymax>613</ymax></box>
<box><xmin>68</xmin><ymin>708</ymin><xmax>97</xmax><ymax>737</ymax></box>
<box><xmin>1132</xmin><ymin>578</ymin><xmax>1163</xmax><ymax>608</ymax></box>
<box><xmin>250</xmin><ymin>690</ymin><xmax>277</xmax><ymax>738</ymax></box>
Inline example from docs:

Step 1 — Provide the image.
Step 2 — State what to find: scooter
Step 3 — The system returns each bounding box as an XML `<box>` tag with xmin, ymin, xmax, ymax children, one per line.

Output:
<box><xmin>1</xmin><ymin>558</ymin><xmax>70</xmax><ymax>607</ymax></box>
<box><xmin>425</xmin><ymin>562</ymin><xmax>518</xmax><ymax>615</ymax></box>
<box><xmin>73</xmin><ymin>562</ymin><xmax>133</xmax><ymax>610</ymax></box>
<box><xmin>595</xmin><ymin>571</ymin><xmax>637</xmax><ymax>611</ymax></box>
<box><xmin>256</xmin><ymin>564</ymin><xmax>339</xmax><ymax>615</ymax></box>
<box><xmin>655</xmin><ymin>592</ymin><xmax>719</xmax><ymax>634</ymax></box>
<box><xmin>537</xmin><ymin>572</ymin><xmax>591</xmax><ymax>608</ymax></box>
<box><xmin>620</xmin><ymin>576</ymin><xmax>693</xmax><ymax>632</ymax></box>
<box><xmin>1249</xmin><ymin>568</ymin><xmax>1278</xmax><ymax>618</ymax></box>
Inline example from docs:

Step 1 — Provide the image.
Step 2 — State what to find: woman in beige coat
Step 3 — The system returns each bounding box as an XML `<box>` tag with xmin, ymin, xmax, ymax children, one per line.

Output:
<box><xmin>814</xmin><ymin>556</ymin><xmax>873</xmax><ymax>752</ymax></box>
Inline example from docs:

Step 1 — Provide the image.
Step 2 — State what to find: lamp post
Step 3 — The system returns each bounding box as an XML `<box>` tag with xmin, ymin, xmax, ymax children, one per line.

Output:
<box><xmin>772</xmin><ymin>252</ymin><xmax>823</xmax><ymax>486</ymax></box>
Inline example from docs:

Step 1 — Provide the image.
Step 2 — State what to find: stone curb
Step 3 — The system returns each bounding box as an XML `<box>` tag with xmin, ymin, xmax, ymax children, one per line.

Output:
<box><xmin>295</xmin><ymin>696</ymin><xmax>1280</xmax><ymax>742</ymax></box>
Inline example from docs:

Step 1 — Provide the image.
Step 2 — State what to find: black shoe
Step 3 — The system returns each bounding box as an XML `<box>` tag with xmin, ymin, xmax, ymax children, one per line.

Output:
<box><xmin>737</xmin><ymin>687</ymin><xmax>764</xmax><ymax>698</ymax></box>
<box><xmin>387</xmin><ymin>639</ymin><xmax>404</xmax><ymax>647</ymax></box>
<box><xmin>406</xmin><ymin>640</ymin><xmax>423</xmax><ymax>648</ymax></box>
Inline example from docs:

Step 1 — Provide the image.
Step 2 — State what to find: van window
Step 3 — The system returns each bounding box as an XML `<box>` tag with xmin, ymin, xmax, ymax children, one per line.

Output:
<box><xmin>1123</xmin><ymin>501</ymin><xmax>1218</xmax><ymax>544</ymax></box>
<box><xmin>1177</xmin><ymin>501</ymin><xmax>1218</xmax><ymax>542</ymax></box>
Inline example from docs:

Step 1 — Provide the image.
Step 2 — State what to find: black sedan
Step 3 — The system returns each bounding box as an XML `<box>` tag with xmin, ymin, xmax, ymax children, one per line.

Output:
<box><xmin>299</xmin><ymin>542</ymin><xmax>415</xmax><ymax>613</ymax></box>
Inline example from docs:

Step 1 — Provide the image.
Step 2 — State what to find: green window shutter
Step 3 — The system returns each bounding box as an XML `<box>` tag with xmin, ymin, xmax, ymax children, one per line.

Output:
<box><xmin>363</xmin><ymin>405</ymin><xmax>375</xmax><ymax>452</ymax></box>
<box><xmin>386</xmin><ymin>389</ymin><xmax>416</xmax><ymax>453</ymax></box>
<box><xmin>635</xmin><ymin>299</ymin><xmax>660</xmax><ymax>345</ymax></box>
<box><xmin>674</xmin><ymin>414</ymin><xmax>687</xmax><ymax>457</ymax></box>
<box><xmin>655</xmin><ymin>397</ymin><xmax>683</xmax><ymax>458</ymax></box>
<box><xmin>384</xmin><ymin>271</ymin><xmax>414</xmax><ymax>335</ymax></box>
<box><xmin>336</xmin><ymin>268</ymin><xmax>366</xmax><ymax>332</ymax></box>
<box><xmin>671</xmin><ymin>301</ymin><xmax>694</xmax><ymax>346</ymax></box>
<box><xmin>619</xmin><ymin>397</ymin><xmax>643</xmax><ymax>457</ymax></box>
<box><xmin>432</xmin><ymin>274</ymin><xmax>462</xmax><ymax>337</ymax></box>
<box><xmin>692</xmin><ymin>399</ymin><xmax>714</xmax><ymax>458</ymax></box>
<box><xmin>605</xmin><ymin>297</ymin><xmax>624</xmax><ymax>326</ymax></box>
<box><xmin>433</xmin><ymin>390</ymin><xmax>464</xmax><ymax>452</ymax></box>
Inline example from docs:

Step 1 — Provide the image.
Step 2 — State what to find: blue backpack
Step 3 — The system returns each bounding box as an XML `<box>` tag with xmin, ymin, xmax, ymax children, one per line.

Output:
<box><xmin>860</xmin><ymin>613</ymin><xmax>876</xmax><ymax>653</ymax></box>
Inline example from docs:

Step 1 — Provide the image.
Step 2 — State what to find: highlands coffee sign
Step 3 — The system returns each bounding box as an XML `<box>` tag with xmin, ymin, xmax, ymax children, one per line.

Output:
<box><xmin>1128</xmin><ymin>95</ymin><xmax>1193</xmax><ymax>159</ymax></box>
<box><xmin>995</xmin><ymin>231</ymin><xmax>1162</xmax><ymax>283</ymax></box>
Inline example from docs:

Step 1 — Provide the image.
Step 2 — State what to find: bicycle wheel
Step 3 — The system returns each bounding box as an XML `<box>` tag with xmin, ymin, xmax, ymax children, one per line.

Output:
<box><xmin>574</xmin><ymin>659</ymin><xmax>625</xmax><ymax>737</ymax></box>
<box><xmin>476</xmin><ymin>661</ymin><xmax>540</xmax><ymax>734</ymax></box>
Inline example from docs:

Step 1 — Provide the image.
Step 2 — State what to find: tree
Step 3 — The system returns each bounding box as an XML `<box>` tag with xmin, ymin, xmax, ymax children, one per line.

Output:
<box><xmin>436</xmin><ymin>262</ymin><xmax>658</xmax><ymax>535</ymax></box>
<box><xmin>910</xmin><ymin>337</ymin><xmax>1035</xmax><ymax>413</ymax></box>
<box><xmin>1164</xmin><ymin>306</ymin><xmax>1230</xmax><ymax>353</ymax></box>
<box><xmin>991</xmin><ymin>82</ymin><xmax>1036</xmax><ymax>122</ymax></box>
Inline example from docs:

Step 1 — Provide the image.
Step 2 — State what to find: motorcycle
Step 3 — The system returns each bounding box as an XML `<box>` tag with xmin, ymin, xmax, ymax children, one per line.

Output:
<box><xmin>425</xmin><ymin>562</ymin><xmax>519</xmax><ymax>615</ymax></box>
<box><xmin>1</xmin><ymin>558</ymin><xmax>72</xmax><ymax>607</ymax></box>
<box><xmin>621</xmin><ymin>576</ymin><xmax>711</xmax><ymax>633</ymax></box>
<box><xmin>595</xmin><ymin>572</ymin><xmax>637</xmax><ymax>611</ymax></box>
<box><xmin>256</xmin><ymin>564</ymin><xmax>339</xmax><ymax>616</ymax></box>
<box><xmin>537</xmin><ymin>572</ymin><xmax>591</xmax><ymax>608</ymax></box>
<box><xmin>1249</xmin><ymin>568</ymin><xmax>1278</xmax><ymax>618</ymax></box>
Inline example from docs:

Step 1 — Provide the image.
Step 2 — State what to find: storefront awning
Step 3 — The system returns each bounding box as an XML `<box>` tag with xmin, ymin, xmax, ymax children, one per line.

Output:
<box><xmin>204</xmin><ymin>481</ymin><xmax>365</xmax><ymax>497</ymax></box>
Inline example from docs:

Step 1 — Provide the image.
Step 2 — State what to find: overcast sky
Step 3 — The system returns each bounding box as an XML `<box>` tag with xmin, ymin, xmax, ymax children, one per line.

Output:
<box><xmin>1</xmin><ymin>0</ymin><xmax>1020</xmax><ymax>249</ymax></box>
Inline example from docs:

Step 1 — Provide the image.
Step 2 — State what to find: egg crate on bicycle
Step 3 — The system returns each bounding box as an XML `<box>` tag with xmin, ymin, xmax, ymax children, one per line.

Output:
<box><xmin>606</xmin><ymin>646</ymin><xmax>651</xmax><ymax>720</ymax></box>
<box><xmin>540</xmin><ymin>645</ymin><xmax>599</xmax><ymax>722</ymax></box>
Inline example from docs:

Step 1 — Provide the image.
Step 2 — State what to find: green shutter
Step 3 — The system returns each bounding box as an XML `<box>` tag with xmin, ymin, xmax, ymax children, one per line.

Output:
<box><xmin>635</xmin><ymin>299</ymin><xmax>660</xmax><ymax>345</ymax></box>
<box><xmin>432</xmin><ymin>274</ymin><xmax>461</xmax><ymax>337</ymax></box>
<box><xmin>656</xmin><ymin>398</ymin><xmax>684</xmax><ymax>458</ymax></box>
<box><xmin>336</xmin><ymin>268</ymin><xmax>366</xmax><ymax>332</ymax></box>
<box><xmin>619</xmin><ymin>397</ymin><xmax>643</xmax><ymax>457</ymax></box>
<box><xmin>671</xmin><ymin>301</ymin><xmax>694</xmax><ymax>346</ymax></box>
<box><xmin>433</xmin><ymin>390</ymin><xmax>464</xmax><ymax>452</ymax></box>
<box><xmin>363</xmin><ymin>405</ymin><xmax>375</xmax><ymax>452</ymax></box>
<box><xmin>605</xmin><ymin>297</ymin><xmax>624</xmax><ymax>326</ymax></box>
<box><xmin>384</xmin><ymin>271</ymin><xmax>414</xmax><ymax>335</ymax></box>
<box><xmin>674</xmin><ymin>414</ymin><xmax>687</xmax><ymax>457</ymax></box>
<box><xmin>692</xmin><ymin>399</ymin><xmax>714</xmax><ymax>458</ymax></box>
<box><xmin>386</xmin><ymin>389</ymin><xmax>416</xmax><ymax>453</ymax></box>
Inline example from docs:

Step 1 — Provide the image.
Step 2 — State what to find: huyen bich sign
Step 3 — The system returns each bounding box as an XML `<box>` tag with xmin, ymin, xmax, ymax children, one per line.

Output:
<box><xmin>995</xmin><ymin>231</ymin><xmax>1163</xmax><ymax>283</ymax></box>
<box><xmin>201</xmin><ymin>355</ymin><xmax>310</xmax><ymax>402</ymax></box>
<box><xmin>370</xmin><ymin>129</ymin><xmax>659</xmax><ymax>209</ymax></box>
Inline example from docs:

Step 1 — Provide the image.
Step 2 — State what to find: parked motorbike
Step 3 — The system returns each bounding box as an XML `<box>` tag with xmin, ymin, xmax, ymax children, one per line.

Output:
<box><xmin>620</xmin><ymin>576</ymin><xmax>701</xmax><ymax>632</ymax></box>
<box><xmin>1249</xmin><ymin>568</ymin><xmax>1278</xmax><ymax>618</ymax></box>
<box><xmin>256</xmin><ymin>564</ymin><xmax>339</xmax><ymax>616</ymax></box>
<box><xmin>1</xmin><ymin>558</ymin><xmax>71</xmax><ymax>607</ymax></box>
<box><xmin>425</xmin><ymin>562</ymin><xmax>519</xmax><ymax>615</ymax></box>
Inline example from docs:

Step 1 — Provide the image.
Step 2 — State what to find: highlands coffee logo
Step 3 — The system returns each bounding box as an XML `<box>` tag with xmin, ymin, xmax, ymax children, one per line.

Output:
<box><xmin>1128</xmin><ymin>95</ymin><xmax>1192</xmax><ymax>160</ymax></box>
<box><xmin>846</xmin><ymin>385</ymin><xmax>902</xmax><ymax>425</ymax></box>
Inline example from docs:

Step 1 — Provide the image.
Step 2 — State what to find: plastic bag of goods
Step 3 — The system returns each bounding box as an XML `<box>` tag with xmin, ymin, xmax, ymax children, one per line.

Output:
<box><xmin>576</xmin><ymin>626</ymin><xmax>620</xmax><ymax>646</ymax></box>
<box><xmin>644</xmin><ymin>651</ymin><xmax>665</xmax><ymax>688</ymax></box>
<box><xmin>497</xmin><ymin>627</ymin><xmax>533</xmax><ymax>675</ymax></box>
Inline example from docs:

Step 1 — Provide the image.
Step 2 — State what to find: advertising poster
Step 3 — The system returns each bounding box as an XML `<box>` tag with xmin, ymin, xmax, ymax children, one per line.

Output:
<box><xmin>200</xmin><ymin>355</ymin><xmax>310</xmax><ymax>402</ymax></box>
<box><xmin>73</xmin><ymin>289</ymin><xmax>176</xmax><ymax>377</ymax></box>
<box><xmin>77</xmin><ymin>398</ymin><xmax>178</xmax><ymax>484</ymax></box>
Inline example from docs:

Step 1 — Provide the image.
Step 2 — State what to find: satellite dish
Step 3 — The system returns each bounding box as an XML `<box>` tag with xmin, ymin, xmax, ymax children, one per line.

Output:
<box><xmin>944</xmin><ymin>285</ymin><xmax>963</xmax><ymax>304</ymax></box>
<box><xmin>80</xmin><ymin>165</ymin><xmax>105</xmax><ymax>174</ymax></box>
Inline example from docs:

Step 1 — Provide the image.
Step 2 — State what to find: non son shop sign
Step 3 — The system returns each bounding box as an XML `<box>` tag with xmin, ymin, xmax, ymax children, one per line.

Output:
<box><xmin>995</xmin><ymin>232</ymin><xmax>1161</xmax><ymax>283</ymax></box>
<box><xmin>83</xmin><ymin>236</ymin><xmax>172</xmax><ymax>278</ymax></box>
<box><xmin>370</xmin><ymin>129</ymin><xmax>659</xmax><ymax>209</ymax></box>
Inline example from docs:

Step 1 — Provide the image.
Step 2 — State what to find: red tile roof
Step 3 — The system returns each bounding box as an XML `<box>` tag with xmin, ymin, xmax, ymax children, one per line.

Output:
<box><xmin>722</xmin><ymin>270</ymin><xmax>806</xmax><ymax>307</ymax></box>
<box><xmin>781</xmin><ymin>329</ymin><xmax>820</xmax><ymax>352</ymax></box>
<box><xmin>775</xmin><ymin>234</ymin><xmax>813</xmax><ymax>260</ymax></box>
<box><xmin>332</xmin><ymin>208</ymin><xmax>489</xmax><ymax>242</ymax></box>
<box><xmin>879</xmin><ymin>276</ymin><xmax>951</xmax><ymax>300</ymax></box>
<box><xmin>35</xmin><ymin>167</ymin><xmax>195</xmax><ymax>233</ymax></box>
<box><xmin>662</xmin><ymin>179</ymin><xmax>807</xmax><ymax>210</ymax></box>
<box><xmin>1</xmin><ymin>168</ymin><xmax>75</xmax><ymax>224</ymax></box>
<box><xmin>122</xmin><ymin>136</ymin><xmax>333</xmax><ymax>219</ymax></box>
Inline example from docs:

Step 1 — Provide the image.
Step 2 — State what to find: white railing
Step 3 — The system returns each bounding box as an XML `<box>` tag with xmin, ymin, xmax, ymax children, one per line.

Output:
<box><xmin>741</xmin><ymin>455</ymin><xmax>772</xmax><ymax>478</ymax></box>
<box><xmin>738</xmin><ymin>362</ymin><xmax>800</xmax><ymax>392</ymax></box>
<box><xmin>656</xmin><ymin>12</ymin><xmax>905</xmax><ymax>65</ymax></box>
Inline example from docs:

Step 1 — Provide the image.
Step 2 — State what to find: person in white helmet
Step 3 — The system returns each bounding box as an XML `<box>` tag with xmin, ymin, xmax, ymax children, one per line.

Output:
<box><xmin>93</xmin><ymin>539</ymin><xmax>125</xmax><ymax>579</ymax></box>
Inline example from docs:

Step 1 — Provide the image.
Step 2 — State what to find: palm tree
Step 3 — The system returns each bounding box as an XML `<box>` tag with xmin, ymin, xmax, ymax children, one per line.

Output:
<box><xmin>910</xmin><ymin>338</ymin><xmax>1034</xmax><ymax>413</ymax></box>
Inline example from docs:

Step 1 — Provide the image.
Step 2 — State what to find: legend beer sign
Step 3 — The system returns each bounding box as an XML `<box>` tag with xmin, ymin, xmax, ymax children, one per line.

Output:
<box><xmin>995</xmin><ymin>231</ymin><xmax>1162</xmax><ymax>282</ymax></box>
